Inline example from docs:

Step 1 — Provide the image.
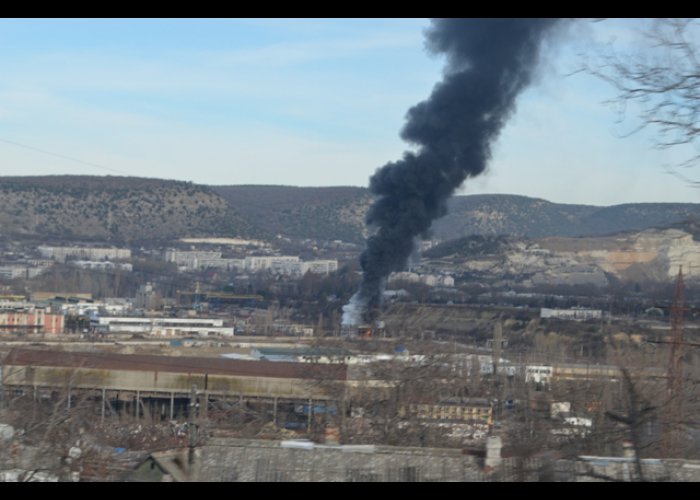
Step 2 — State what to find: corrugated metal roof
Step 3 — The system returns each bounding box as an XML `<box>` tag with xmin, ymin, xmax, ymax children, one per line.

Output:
<box><xmin>2</xmin><ymin>348</ymin><xmax>347</xmax><ymax>380</ymax></box>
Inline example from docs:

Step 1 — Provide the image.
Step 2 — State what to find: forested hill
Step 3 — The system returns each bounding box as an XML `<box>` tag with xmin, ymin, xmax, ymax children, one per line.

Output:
<box><xmin>1</xmin><ymin>176</ymin><xmax>696</xmax><ymax>245</ymax></box>
<box><xmin>0</xmin><ymin>176</ymin><xmax>255</xmax><ymax>243</ymax></box>
<box><xmin>214</xmin><ymin>186</ymin><xmax>700</xmax><ymax>243</ymax></box>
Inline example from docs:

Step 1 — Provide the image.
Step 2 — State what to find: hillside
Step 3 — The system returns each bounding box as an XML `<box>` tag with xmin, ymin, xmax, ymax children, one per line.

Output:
<box><xmin>212</xmin><ymin>185</ymin><xmax>372</xmax><ymax>244</ymax></box>
<box><xmin>0</xmin><ymin>176</ymin><xmax>255</xmax><ymax>243</ymax></box>
<box><xmin>433</xmin><ymin>195</ymin><xmax>700</xmax><ymax>240</ymax></box>
<box><xmin>421</xmin><ymin>228</ymin><xmax>700</xmax><ymax>287</ymax></box>
<box><xmin>214</xmin><ymin>187</ymin><xmax>700</xmax><ymax>243</ymax></box>
<box><xmin>1</xmin><ymin>177</ymin><xmax>697</xmax><ymax>246</ymax></box>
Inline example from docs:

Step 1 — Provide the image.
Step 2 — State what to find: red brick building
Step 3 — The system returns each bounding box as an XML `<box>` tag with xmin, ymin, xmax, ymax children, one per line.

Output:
<box><xmin>0</xmin><ymin>310</ymin><xmax>64</xmax><ymax>334</ymax></box>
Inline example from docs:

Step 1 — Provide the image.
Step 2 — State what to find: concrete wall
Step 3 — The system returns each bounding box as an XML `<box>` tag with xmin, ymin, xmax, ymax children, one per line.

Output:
<box><xmin>199</xmin><ymin>438</ymin><xmax>484</xmax><ymax>482</ymax></box>
<box><xmin>196</xmin><ymin>438</ymin><xmax>700</xmax><ymax>482</ymax></box>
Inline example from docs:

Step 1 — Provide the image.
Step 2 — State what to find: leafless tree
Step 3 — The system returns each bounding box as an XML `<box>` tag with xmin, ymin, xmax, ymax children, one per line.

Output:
<box><xmin>585</xmin><ymin>18</ymin><xmax>700</xmax><ymax>179</ymax></box>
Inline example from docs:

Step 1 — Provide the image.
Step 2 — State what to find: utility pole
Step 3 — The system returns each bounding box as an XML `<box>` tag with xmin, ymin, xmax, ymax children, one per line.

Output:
<box><xmin>492</xmin><ymin>320</ymin><xmax>503</xmax><ymax>421</ymax></box>
<box><xmin>493</xmin><ymin>321</ymin><xmax>503</xmax><ymax>376</ymax></box>
<box><xmin>193</xmin><ymin>281</ymin><xmax>201</xmax><ymax>311</ymax></box>
<box><xmin>188</xmin><ymin>384</ymin><xmax>199</xmax><ymax>469</ymax></box>
<box><xmin>664</xmin><ymin>267</ymin><xmax>685</xmax><ymax>457</ymax></box>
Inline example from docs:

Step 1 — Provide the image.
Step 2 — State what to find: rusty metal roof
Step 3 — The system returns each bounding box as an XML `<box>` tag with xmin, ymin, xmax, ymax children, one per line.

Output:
<box><xmin>2</xmin><ymin>348</ymin><xmax>347</xmax><ymax>381</ymax></box>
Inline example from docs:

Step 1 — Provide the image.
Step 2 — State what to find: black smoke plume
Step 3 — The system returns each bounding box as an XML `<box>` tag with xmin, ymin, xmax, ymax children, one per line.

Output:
<box><xmin>343</xmin><ymin>19</ymin><xmax>562</xmax><ymax>326</ymax></box>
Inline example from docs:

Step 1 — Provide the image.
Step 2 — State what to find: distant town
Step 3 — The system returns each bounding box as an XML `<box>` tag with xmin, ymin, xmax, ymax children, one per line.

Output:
<box><xmin>1</xmin><ymin>186</ymin><xmax>700</xmax><ymax>483</ymax></box>
<box><xmin>4</xmin><ymin>15</ymin><xmax>700</xmax><ymax>483</ymax></box>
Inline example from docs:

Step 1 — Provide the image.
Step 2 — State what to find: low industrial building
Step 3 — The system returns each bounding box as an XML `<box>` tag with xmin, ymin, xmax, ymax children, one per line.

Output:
<box><xmin>251</xmin><ymin>347</ymin><xmax>353</xmax><ymax>364</ymax></box>
<box><xmin>91</xmin><ymin>316</ymin><xmax>234</xmax><ymax>337</ymax></box>
<box><xmin>1</xmin><ymin>348</ymin><xmax>348</xmax><ymax>411</ymax></box>
<box><xmin>540</xmin><ymin>308</ymin><xmax>603</xmax><ymax>321</ymax></box>
<box><xmin>398</xmin><ymin>398</ymin><xmax>493</xmax><ymax>424</ymax></box>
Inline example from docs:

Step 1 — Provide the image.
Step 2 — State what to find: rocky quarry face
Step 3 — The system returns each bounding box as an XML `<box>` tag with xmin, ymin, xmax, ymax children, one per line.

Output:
<box><xmin>448</xmin><ymin>229</ymin><xmax>700</xmax><ymax>287</ymax></box>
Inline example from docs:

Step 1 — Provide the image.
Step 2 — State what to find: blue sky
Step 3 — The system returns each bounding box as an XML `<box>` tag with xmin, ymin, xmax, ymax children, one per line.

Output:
<box><xmin>0</xmin><ymin>18</ymin><xmax>699</xmax><ymax>206</ymax></box>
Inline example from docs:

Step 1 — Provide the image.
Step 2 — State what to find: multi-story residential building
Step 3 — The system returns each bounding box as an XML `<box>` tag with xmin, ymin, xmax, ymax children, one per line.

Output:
<box><xmin>164</xmin><ymin>251</ymin><xmax>338</xmax><ymax>276</ymax></box>
<box><xmin>38</xmin><ymin>246</ymin><xmax>131</xmax><ymax>263</ymax></box>
<box><xmin>0</xmin><ymin>309</ymin><xmax>64</xmax><ymax>334</ymax></box>
<box><xmin>245</xmin><ymin>255</ymin><xmax>299</xmax><ymax>272</ymax></box>
<box><xmin>0</xmin><ymin>264</ymin><xmax>49</xmax><ymax>280</ymax></box>
<box><xmin>0</xmin><ymin>266</ymin><xmax>28</xmax><ymax>280</ymax></box>
<box><xmin>299</xmin><ymin>260</ymin><xmax>338</xmax><ymax>275</ymax></box>
<box><xmin>195</xmin><ymin>258</ymin><xmax>245</xmax><ymax>271</ymax></box>
<box><xmin>71</xmin><ymin>261</ymin><xmax>133</xmax><ymax>272</ymax></box>
<box><xmin>163</xmin><ymin>250</ymin><xmax>222</xmax><ymax>270</ymax></box>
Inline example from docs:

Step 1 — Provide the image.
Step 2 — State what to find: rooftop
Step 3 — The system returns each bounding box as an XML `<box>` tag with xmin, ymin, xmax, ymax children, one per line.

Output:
<box><xmin>2</xmin><ymin>348</ymin><xmax>347</xmax><ymax>381</ymax></box>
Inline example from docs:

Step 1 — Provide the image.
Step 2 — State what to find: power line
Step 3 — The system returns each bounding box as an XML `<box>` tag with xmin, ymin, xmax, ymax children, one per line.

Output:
<box><xmin>0</xmin><ymin>137</ymin><xmax>134</xmax><ymax>176</ymax></box>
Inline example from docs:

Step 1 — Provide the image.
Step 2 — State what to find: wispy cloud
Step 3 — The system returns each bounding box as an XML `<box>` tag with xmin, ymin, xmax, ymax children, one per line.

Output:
<box><xmin>0</xmin><ymin>19</ymin><xmax>694</xmax><ymax>204</ymax></box>
<box><xmin>199</xmin><ymin>30</ymin><xmax>424</xmax><ymax>67</ymax></box>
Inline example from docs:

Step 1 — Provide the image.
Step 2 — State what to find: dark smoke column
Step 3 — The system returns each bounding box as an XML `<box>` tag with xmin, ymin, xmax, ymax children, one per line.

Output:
<box><xmin>343</xmin><ymin>19</ymin><xmax>562</xmax><ymax>326</ymax></box>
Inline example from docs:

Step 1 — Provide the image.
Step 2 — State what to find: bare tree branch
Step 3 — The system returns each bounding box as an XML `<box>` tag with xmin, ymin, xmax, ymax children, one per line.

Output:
<box><xmin>584</xmin><ymin>18</ymin><xmax>700</xmax><ymax>175</ymax></box>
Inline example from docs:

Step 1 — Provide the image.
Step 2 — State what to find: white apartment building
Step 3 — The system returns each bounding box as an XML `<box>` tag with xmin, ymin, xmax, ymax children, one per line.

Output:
<box><xmin>0</xmin><ymin>265</ymin><xmax>46</xmax><ymax>280</ymax></box>
<box><xmin>164</xmin><ymin>251</ymin><xmax>337</xmax><ymax>276</ymax></box>
<box><xmin>245</xmin><ymin>255</ymin><xmax>299</xmax><ymax>272</ymax></box>
<box><xmin>0</xmin><ymin>266</ymin><xmax>28</xmax><ymax>280</ymax></box>
<box><xmin>195</xmin><ymin>258</ymin><xmax>245</xmax><ymax>271</ymax></box>
<box><xmin>299</xmin><ymin>260</ymin><xmax>338</xmax><ymax>275</ymax></box>
<box><xmin>71</xmin><ymin>261</ymin><xmax>133</xmax><ymax>272</ymax></box>
<box><xmin>163</xmin><ymin>250</ymin><xmax>222</xmax><ymax>269</ymax></box>
<box><xmin>164</xmin><ymin>250</ymin><xmax>246</xmax><ymax>272</ymax></box>
<box><xmin>38</xmin><ymin>246</ymin><xmax>131</xmax><ymax>263</ymax></box>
